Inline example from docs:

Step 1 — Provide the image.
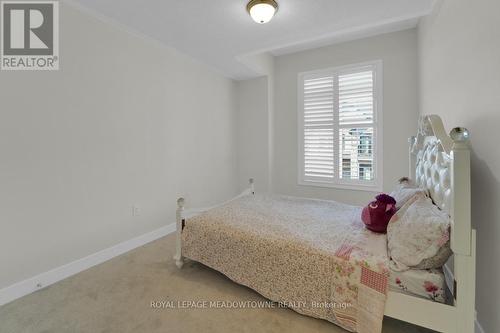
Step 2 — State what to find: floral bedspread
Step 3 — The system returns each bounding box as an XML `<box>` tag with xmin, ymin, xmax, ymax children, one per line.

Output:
<box><xmin>389</xmin><ymin>268</ymin><xmax>447</xmax><ymax>303</ymax></box>
<box><xmin>182</xmin><ymin>194</ymin><xmax>390</xmax><ymax>333</ymax></box>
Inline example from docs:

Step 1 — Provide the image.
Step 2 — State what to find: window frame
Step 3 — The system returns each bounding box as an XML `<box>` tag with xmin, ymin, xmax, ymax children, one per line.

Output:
<box><xmin>297</xmin><ymin>60</ymin><xmax>383</xmax><ymax>192</ymax></box>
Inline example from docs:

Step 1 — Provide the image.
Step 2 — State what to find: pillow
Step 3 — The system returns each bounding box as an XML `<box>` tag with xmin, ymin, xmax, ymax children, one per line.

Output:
<box><xmin>361</xmin><ymin>194</ymin><xmax>397</xmax><ymax>233</ymax></box>
<box><xmin>387</xmin><ymin>193</ymin><xmax>452</xmax><ymax>271</ymax></box>
<box><xmin>390</xmin><ymin>177</ymin><xmax>428</xmax><ymax>210</ymax></box>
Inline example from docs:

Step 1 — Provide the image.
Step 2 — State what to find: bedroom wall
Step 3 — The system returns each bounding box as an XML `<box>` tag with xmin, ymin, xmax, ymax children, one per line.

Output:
<box><xmin>273</xmin><ymin>29</ymin><xmax>419</xmax><ymax>205</ymax></box>
<box><xmin>235</xmin><ymin>77</ymin><xmax>270</xmax><ymax>192</ymax></box>
<box><xmin>418</xmin><ymin>0</ymin><xmax>500</xmax><ymax>331</ymax></box>
<box><xmin>0</xmin><ymin>2</ymin><xmax>238</xmax><ymax>290</ymax></box>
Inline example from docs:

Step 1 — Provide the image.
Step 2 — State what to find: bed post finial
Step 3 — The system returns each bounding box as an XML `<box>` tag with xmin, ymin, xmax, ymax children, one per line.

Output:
<box><xmin>249</xmin><ymin>178</ymin><xmax>255</xmax><ymax>195</ymax></box>
<box><xmin>177</xmin><ymin>197</ymin><xmax>185</xmax><ymax>209</ymax></box>
<box><xmin>450</xmin><ymin>127</ymin><xmax>470</xmax><ymax>144</ymax></box>
<box><xmin>174</xmin><ymin>197</ymin><xmax>185</xmax><ymax>268</ymax></box>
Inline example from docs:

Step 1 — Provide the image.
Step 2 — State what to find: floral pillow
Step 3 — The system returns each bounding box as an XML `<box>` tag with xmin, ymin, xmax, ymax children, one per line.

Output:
<box><xmin>389</xmin><ymin>177</ymin><xmax>428</xmax><ymax>210</ymax></box>
<box><xmin>387</xmin><ymin>193</ymin><xmax>452</xmax><ymax>271</ymax></box>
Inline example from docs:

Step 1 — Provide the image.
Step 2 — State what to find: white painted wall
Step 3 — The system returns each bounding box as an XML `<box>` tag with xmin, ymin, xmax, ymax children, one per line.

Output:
<box><xmin>0</xmin><ymin>3</ymin><xmax>238</xmax><ymax>290</ymax></box>
<box><xmin>236</xmin><ymin>52</ymin><xmax>275</xmax><ymax>193</ymax></box>
<box><xmin>273</xmin><ymin>29</ymin><xmax>419</xmax><ymax>205</ymax></box>
<box><xmin>419</xmin><ymin>1</ymin><xmax>500</xmax><ymax>331</ymax></box>
<box><xmin>235</xmin><ymin>77</ymin><xmax>270</xmax><ymax>192</ymax></box>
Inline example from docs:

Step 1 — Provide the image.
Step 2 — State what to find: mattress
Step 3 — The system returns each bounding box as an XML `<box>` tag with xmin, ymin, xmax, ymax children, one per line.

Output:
<box><xmin>389</xmin><ymin>268</ymin><xmax>447</xmax><ymax>303</ymax></box>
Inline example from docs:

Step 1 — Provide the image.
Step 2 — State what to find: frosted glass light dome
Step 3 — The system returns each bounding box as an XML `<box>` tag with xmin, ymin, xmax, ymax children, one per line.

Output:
<box><xmin>247</xmin><ymin>0</ymin><xmax>278</xmax><ymax>24</ymax></box>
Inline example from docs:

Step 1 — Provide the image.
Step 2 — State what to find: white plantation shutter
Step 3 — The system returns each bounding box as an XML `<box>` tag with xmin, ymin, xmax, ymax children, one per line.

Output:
<box><xmin>303</xmin><ymin>76</ymin><xmax>335</xmax><ymax>180</ymax></box>
<box><xmin>299</xmin><ymin>62</ymin><xmax>381</xmax><ymax>189</ymax></box>
<box><xmin>338</xmin><ymin>70</ymin><xmax>375</xmax><ymax>181</ymax></box>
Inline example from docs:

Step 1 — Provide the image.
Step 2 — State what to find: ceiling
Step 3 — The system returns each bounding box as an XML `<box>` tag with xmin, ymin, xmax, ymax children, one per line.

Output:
<box><xmin>71</xmin><ymin>0</ymin><xmax>435</xmax><ymax>80</ymax></box>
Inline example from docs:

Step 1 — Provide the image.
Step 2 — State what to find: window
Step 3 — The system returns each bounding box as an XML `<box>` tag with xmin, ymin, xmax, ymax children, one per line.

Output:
<box><xmin>298</xmin><ymin>61</ymin><xmax>382</xmax><ymax>190</ymax></box>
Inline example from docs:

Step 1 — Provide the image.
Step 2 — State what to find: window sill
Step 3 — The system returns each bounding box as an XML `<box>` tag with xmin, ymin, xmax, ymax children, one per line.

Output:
<box><xmin>298</xmin><ymin>180</ymin><xmax>382</xmax><ymax>192</ymax></box>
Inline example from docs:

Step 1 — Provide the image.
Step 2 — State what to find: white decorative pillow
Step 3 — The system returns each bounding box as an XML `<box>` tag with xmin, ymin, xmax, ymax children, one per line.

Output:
<box><xmin>387</xmin><ymin>193</ymin><xmax>451</xmax><ymax>271</ymax></box>
<box><xmin>390</xmin><ymin>179</ymin><xmax>428</xmax><ymax>210</ymax></box>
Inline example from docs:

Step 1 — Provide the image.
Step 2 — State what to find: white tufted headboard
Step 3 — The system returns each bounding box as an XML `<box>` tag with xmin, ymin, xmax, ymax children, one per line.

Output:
<box><xmin>409</xmin><ymin>115</ymin><xmax>472</xmax><ymax>256</ymax></box>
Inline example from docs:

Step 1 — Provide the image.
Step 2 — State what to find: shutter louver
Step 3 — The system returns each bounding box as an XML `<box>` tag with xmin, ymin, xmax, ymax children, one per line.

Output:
<box><xmin>303</xmin><ymin>76</ymin><xmax>334</xmax><ymax>180</ymax></box>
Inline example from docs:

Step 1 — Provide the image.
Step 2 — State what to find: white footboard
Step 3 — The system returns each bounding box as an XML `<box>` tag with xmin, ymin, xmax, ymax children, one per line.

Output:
<box><xmin>173</xmin><ymin>178</ymin><xmax>255</xmax><ymax>269</ymax></box>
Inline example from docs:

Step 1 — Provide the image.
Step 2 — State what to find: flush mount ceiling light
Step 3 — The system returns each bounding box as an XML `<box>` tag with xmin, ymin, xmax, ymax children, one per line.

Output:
<box><xmin>247</xmin><ymin>0</ymin><xmax>278</xmax><ymax>24</ymax></box>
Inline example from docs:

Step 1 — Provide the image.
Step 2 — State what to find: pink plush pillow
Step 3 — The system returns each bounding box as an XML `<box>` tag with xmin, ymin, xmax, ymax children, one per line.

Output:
<box><xmin>361</xmin><ymin>194</ymin><xmax>397</xmax><ymax>233</ymax></box>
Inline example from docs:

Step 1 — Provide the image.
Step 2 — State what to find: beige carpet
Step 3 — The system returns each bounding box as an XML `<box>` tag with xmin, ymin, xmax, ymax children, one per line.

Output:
<box><xmin>0</xmin><ymin>233</ymin><xmax>435</xmax><ymax>333</ymax></box>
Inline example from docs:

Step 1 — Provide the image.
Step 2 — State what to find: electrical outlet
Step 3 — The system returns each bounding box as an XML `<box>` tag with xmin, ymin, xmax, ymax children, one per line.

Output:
<box><xmin>133</xmin><ymin>206</ymin><xmax>141</xmax><ymax>216</ymax></box>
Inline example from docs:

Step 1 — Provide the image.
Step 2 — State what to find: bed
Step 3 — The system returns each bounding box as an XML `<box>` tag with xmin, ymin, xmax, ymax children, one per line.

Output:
<box><xmin>173</xmin><ymin>115</ymin><xmax>476</xmax><ymax>333</ymax></box>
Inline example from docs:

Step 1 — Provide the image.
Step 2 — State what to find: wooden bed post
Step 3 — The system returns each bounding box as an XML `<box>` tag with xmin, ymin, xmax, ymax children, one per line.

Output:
<box><xmin>449</xmin><ymin>127</ymin><xmax>476</xmax><ymax>333</ymax></box>
<box><xmin>449</xmin><ymin>127</ymin><xmax>472</xmax><ymax>256</ymax></box>
<box><xmin>174</xmin><ymin>197</ymin><xmax>185</xmax><ymax>269</ymax></box>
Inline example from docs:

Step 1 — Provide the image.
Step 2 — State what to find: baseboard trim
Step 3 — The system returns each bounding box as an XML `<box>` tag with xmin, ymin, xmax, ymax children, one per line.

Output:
<box><xmin>0</xmin><ymin>223</ymin><xmax>176</xmax><ymax>307</ymax></box>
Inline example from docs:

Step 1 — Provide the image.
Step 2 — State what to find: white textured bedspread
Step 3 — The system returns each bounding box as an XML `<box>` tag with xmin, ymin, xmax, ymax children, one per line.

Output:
<box><xmin>182</xmin><ymin>194</ymin><xmax>390</xmax><ymax>333</ymax></box>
